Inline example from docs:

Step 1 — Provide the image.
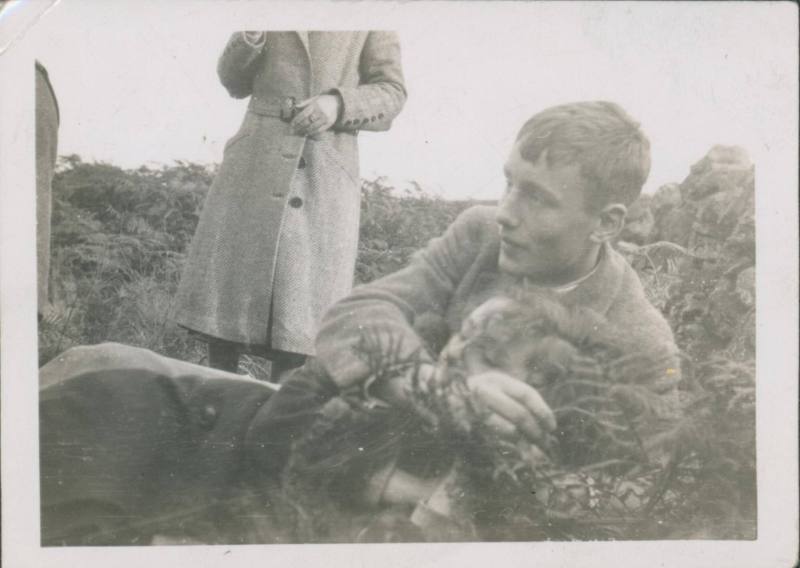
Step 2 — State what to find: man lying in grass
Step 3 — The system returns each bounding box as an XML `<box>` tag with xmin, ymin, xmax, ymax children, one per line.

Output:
<box><xmin>262</xmin><ymin>101</ymin><xmax>682</xmax><ymax>540</ymax></box>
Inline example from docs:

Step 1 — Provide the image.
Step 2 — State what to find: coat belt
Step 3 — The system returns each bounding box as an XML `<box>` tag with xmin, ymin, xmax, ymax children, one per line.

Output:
<box><xmin>248</xmin><ymin>96</ymin><xmax>299</xmax><ymax>121</ymax></box>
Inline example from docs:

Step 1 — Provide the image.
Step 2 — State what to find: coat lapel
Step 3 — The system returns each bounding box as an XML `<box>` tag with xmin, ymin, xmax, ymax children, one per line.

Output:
<box><xmin>295</xmin><ymin>31</ymin><xmax>310</xmax><ymax>59</ymax></box>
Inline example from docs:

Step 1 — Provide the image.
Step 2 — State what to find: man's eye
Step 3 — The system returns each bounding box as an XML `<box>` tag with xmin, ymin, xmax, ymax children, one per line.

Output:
<box><xmin>528</xmin><ymin>191</ymin><xmax>540</xmax><ymax>202</ymax></box>
<box><xmin>527</xmin><ymin>190</ymin><xmax>550</xmax><ymax>205</ymax></box>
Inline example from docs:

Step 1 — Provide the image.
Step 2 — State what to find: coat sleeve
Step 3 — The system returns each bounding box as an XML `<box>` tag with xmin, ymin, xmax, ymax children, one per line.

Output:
<box><xmin>330</xmin><ymin>31</ymin><xmax>407</xmax><ymax>133</ymax></box>
<box><xmin>315</xmin><ymin>206</ymin><xmax>491</xmax><ymax>389</ymax></box>
<box><xmin>216</xmin><ymin>31</ymin><xmax>267</xmax><ymax>99</ymax></box>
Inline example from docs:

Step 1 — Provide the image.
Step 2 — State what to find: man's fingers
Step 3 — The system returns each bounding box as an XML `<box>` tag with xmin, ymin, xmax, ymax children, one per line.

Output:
<box><xmin>503</xmin><ymin>379</ymin><xmax>557</xmax><ymax>432</ymax></box>
<box><xmin>472</xmin><ymin>381</ymin><xmax>544</xmax><ymax>442</ymax></box>
<box><xmin>484</xmin><ymin>414</ymin><xmax>518</xmax><ymax>438</ymax></box>
<box><xmin>294</xmin><ymin>97</ymin><xmax>314</xmax><ymax>109</ymax></box>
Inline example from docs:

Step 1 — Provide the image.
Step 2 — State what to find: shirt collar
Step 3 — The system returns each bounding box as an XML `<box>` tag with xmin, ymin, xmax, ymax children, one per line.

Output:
<box><xmin>519</xmin><ymin>243</ymin><xmax>624</xmax><ymax>315</ymax></box>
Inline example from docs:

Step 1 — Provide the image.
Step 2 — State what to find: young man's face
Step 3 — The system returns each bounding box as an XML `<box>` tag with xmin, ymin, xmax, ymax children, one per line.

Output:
<box><xmin>496</xmin><ymin>143</ymin><xmax>601</xmax><ymax>285</ymax></box>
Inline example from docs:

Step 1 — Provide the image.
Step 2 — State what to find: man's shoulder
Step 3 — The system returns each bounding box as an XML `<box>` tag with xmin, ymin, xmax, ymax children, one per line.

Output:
<box><xmin>599</xmin><ymin>256</ymin><xmax>681</xmax><ymax>395</ymax></box>
<box><xmin>606</xmin><ymin>257</ymin><xmax>677</xmax><ymax>352</ymax></box>
<box><xmin>433</xmin><ymin>205</ymin><xmax>501</xmax><ymax>266</ymax></box>
<box><xmin>449</xmin><ymin>204</ymin><xmax>499</xmax><ymax>242</ymax></box>
<box><xmin>455</xmin><ymin>204</ymin><xmax>498</xmax><ymax>226</ymax></box>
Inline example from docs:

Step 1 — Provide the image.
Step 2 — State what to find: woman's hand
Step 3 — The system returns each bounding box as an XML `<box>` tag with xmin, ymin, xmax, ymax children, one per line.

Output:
<box><xmin>291</xmin><ymin>94</ymin><xmax>342</xmax><ymax>137</ymax></box>
<box><xmin>467</xmin><ymin>370</ymin><xmax>556</xmax><ymax>444</ymax></box>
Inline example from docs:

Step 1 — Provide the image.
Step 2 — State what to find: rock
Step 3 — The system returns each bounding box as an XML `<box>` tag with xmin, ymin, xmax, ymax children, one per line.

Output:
<box><xmin>690</xmin><ymin>145</ymin><xmax>753</xmax><ymax>175</ymax></box>
<box><xmin>659</xmin><ymin>201</ymin><xmax>697</xmax><ymax>247</ymax></box>
<box><xmin>651</xmin><ymin>146</ymin><xmax>754</xmax><ymax>255</ymax></box>
<box><xmin>684</xmin><ymin>145</ymin><xmax>754</xmax><ymax>202</ymax></box>
<box><xmin>651</xmin><ymin>183</ymin><xmax>683</xmax><ymax>215</ymax></box>
<box><xmin>651</xmin><ymin>145</ymin><xmax>756</xmax><ymax>362</ymax></box>
<box><xmin>620</xmin><ymin>194</ymin><xmax>655</xmax><ymax>244</ymax></box>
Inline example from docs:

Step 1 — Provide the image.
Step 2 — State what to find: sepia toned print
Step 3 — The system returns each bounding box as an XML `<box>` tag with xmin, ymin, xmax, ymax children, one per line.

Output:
<box><xmin>2</xmin><ymin>3</ymin><xmax>792</xmax><ymax>563</ymax></box>
<box><xmin>37</xmin><ymin>95</ymin><xmax>755</xmax><ymax>546</ymax></box>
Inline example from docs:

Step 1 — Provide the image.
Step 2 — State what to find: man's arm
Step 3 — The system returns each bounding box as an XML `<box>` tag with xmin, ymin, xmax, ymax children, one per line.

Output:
<box><xmin>608</xmin><ymin>295</ymin><xmax>683</xmax><ymax>458</ymax></box>
<box><xmin>315</xmin><ymin>206</ymin><xmax>493</xmax><ymax>389</ymax></box>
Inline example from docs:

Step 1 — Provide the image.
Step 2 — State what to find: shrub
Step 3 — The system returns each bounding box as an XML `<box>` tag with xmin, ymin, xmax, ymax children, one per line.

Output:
<box><xmin>39</xmin><ymin>151</ymin><xmax>755</xmax><ymax>542</ymax></box>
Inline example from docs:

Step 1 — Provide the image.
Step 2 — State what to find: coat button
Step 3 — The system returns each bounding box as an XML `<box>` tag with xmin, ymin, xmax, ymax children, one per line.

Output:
<box><xmin>378</xmin><ymin>113</ymin><xmax>385</xmax><ymax>119</ymax></box>
<box><xmin>200</xmin><ymin>404</ymin><xmax>218</xmax><ymax>429</ymax></box>
<box><xmin>289</xmin><ymin>197</ymin><xmax>303</xmax><ymax>208</ymax></box>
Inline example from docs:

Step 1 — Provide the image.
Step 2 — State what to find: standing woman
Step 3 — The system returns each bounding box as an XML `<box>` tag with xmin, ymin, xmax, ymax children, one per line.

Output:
<box><xmin>174</xmin><ymin>32</ymin><xmax>406</xmax><ymax>380</ymax></box>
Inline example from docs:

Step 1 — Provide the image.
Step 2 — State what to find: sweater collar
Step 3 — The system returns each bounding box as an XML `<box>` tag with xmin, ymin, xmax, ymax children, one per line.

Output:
<box><xmin>557</xmin><ymin>242</ymin><xmax>625</xmax><ymax>315</ymax></box>
<box><xmin>511</xmin><ymin>242</ymin><xmax>624</xmax><ymax>315</ymax></box>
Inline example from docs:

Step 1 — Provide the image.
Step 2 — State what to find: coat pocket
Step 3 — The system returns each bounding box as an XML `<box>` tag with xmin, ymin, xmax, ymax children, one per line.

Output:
<box><xmin>315</xmin><ymin>135</ymin><xmax>359</xmax><ymax>185</ymax></box>
<box><xmin>223</xmin><ymin>122</ymin><xmax>254</xmax><ymax>154</ymax></box>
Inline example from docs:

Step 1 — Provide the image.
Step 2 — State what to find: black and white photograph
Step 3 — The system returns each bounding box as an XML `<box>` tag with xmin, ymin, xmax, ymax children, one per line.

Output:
<box><xmin>1</xmin><ymin>1</ymin><xmax>797</xmax><ymax>566</ymax></box>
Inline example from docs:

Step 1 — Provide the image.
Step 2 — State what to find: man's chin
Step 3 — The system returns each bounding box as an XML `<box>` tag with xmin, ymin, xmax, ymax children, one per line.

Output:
<box><xmin>498</xmin><ymin>252</ymin><xmax>526</xmax><ymax>277</ymax></box>
<box><xmin>499</xmin><ymin>252</ymin><xmax>552</xmax><ymax>282</ymax></box>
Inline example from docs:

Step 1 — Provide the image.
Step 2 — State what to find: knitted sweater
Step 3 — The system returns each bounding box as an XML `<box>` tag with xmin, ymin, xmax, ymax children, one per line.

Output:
<box><xmin>315</xmin><ymin>205</ymin><xmax>681</xmax><ymax>402</ymax></box>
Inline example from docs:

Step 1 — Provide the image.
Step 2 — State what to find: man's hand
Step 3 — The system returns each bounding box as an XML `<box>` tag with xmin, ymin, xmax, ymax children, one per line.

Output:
<box><xmin>291</xmin><ymin>94</ymin><xmax>341</xmax><ymax>137</ymax></box>
<box><xmin>467</xmin><ymin>370</ymin><xmax>556</xmax><ymax>444</ymax></box>
<box><xmin>366</xmin><ymin>363</ymin><xmax>437</xmax><ymax>409</ymax></box>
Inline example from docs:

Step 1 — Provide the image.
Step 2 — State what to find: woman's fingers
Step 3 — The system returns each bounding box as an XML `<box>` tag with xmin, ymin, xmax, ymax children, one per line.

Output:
<box><xmin>292</xmin><ymin>95</ymin><xmax>338</xmax><ymax>136</ymax></box>
<box><xmin>291</xmin><ymin>101</ymin><xmax>318</xmax><ymax>134</ymax></box>
<box><xmin>292</xmin><ymin>104</ymin><xmax>332</xmax><ymax>136</ymax></box>
<box><xmin>306</xmin><ymin>117</ymin><xmax>332</xmax><ymax>137</ymax></box>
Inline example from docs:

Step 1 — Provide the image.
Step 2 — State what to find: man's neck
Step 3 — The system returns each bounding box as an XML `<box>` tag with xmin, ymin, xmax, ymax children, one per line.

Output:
<box><xmin>524</xmin><ymin>244</ymin><xmax>604</xmax><ymax>290</ymax></box>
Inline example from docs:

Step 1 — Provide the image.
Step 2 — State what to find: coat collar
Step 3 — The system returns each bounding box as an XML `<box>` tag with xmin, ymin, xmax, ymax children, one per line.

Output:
<box><xmin>294</xmin><ymin>31</ymin><xmax>310</xmax><ymax>57</ymax></box>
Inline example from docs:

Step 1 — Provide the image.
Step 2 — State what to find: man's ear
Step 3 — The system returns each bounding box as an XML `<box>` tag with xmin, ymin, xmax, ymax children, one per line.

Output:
<box><xmin>589</xmin><ymin>203</ymin><xmax>627</xmax><ymax>244</ymax></box>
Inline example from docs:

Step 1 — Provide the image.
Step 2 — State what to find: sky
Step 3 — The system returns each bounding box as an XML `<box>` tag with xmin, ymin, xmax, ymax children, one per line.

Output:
<box><xmin>22</xmin><ymin>1</ymin><xmax>797</xmax><ymax>200</ymax></box>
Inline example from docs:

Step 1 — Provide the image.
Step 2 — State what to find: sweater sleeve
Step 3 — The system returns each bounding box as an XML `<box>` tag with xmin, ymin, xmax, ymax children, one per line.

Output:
<box><xmin>315</xmin><ymin>206</ymin><xmax>493</xmax><ymax>389</ymax></box>
<box><xmin>608</xmin><ymin>275</ymin><xmax>684</xmax><ymax>456</ymax></box>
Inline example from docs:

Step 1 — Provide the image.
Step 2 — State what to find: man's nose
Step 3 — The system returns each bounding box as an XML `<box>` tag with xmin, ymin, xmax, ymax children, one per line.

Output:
<box><xmin>496</xmin><ymin>192</ymin><xmax>519</xmax><ymax>229</ymax></box>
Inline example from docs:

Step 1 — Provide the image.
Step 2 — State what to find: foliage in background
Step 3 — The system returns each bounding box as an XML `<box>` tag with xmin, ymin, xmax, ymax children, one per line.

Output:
<box><xmin>355</xmin><ymin>177</ymin><xmax>468</xmax><ymax>284</ymax></box>
<box><xmin>38</xmin><ymin>146</ymin><xmax>755</xmax><ymax>542</ymax></box>
<box><xmin>39</xmin><ymin>157</ymin><xmax>467</xmax><ymax>369</ymax></box>
<box><xmin>39</xmin><ymin>155</ymin><xmax>212</xmax><ymax>366</ymax></box>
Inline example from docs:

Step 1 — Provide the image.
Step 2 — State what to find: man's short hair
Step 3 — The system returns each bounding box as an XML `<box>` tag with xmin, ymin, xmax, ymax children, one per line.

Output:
<box><xmin>515</xmin><ymin>101</ymin><xmax>651</xmax><ymax>209</ymax></box>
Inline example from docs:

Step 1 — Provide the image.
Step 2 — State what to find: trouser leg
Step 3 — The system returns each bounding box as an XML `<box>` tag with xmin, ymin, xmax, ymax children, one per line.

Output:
<box><xmin>269</xmin><ymin>350</ymin><xmax>307</xmax><ymax>383</ymax></box>
<box><xmin>207</xmin><ymin>339</ymin><xmax>241</xmax><ymax>373</ymax></box>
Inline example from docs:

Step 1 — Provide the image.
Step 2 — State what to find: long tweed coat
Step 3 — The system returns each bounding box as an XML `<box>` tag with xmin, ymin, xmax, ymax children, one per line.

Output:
<box><xmin>174</xmin><ymin>32</ymin><xmax>406</xmax><ymax>353</ymax></box>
